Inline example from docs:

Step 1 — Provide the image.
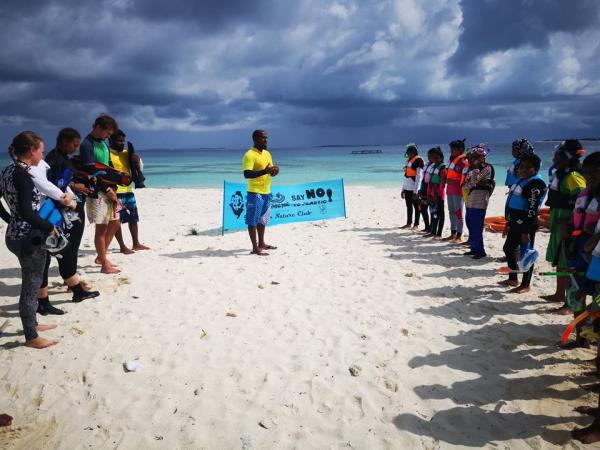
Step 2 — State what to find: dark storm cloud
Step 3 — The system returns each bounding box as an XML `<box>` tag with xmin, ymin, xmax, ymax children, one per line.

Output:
<box><xmin>449</xmin><ymin>0</ymin><xmax>600</xmax><ymax>71</ymax></box>
<box><xmin>0</xmin><ymin>0</ymin><xmax>599</xmax><ymax>147</ymax></box>
<box><xmin>123</xmin><ymin>0</ymin><xmax>295</xmax><ymax>30</ymax></box>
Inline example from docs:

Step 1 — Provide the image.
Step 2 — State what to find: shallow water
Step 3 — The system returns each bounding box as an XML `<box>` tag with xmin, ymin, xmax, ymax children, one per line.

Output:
<box><xmin>3</xmin><ymin>141</ymin><xmax>600</xmax><ymax>188</ymax></box>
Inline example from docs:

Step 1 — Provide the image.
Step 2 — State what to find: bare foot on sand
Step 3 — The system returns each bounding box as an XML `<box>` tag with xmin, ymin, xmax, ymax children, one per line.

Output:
<box><xmin>94</xmin><ymin>257</ymin><xmax>120</xmax><ymax>266</ymax></box>
<box><xmin>560</xmin><ymin>338</ymin><xmax>590</xmax><ymax>349</ymax></box>
<box><xmin>36</xmin><ymin>323</ymin><xmax>57</xmax><ymax>331</ymax></box>
<box><xmin>575</xmin><ymin>406</ymin><xmax>598</xmax><ymax>416</ymax></box>
<box><xmin>132</xmin><ymin>244</ymin><xmax>150</xmax><ymax>250</ymax></box>
<box><xmin>498</xmin><ymin>279</ymin><xmax>519</xmax><ymax>287</ymax></box>
<box><xmin>101</xmin><ymin>264</ymin><xmax>121</xmax><ymax>274</ymax></box>
<box><xmin>540</xmin><ymin>293</ymin><xmax>564</xmax><ymax>302</ymax></box>
<box><xmin>573</xmin><ymin>422</ymin><xmax>600</xmax><ymax>444</ymax></box>
<box><xmin>25</xmin><ymin>336</ymin><xmax>58</xmax><ymax>349</ymax></box>
<box><xmin>510</xmin><ymin>286</ymin><xmax>530</xmax><ymax>294</ymax></box>
<box><xmin>550</xmin><ymin>305</ymin><xmax>572</xmax><ymax>315</ymax></box>
<box><xmin>120</xmin><ymin>247</ymin><xmax>135</xmax><ymax>254</ymax></box>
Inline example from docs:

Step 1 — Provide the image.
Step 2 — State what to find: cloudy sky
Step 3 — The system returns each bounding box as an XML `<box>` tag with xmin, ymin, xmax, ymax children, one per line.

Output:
<box><xmin>1</xmin><ymin>0</ymin><xmax>599</xmax><ymax>148</ymax></box>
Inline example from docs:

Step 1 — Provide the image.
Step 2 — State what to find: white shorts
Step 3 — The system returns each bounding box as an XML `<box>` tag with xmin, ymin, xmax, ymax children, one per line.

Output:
<box><xmin>86</xmin><ymin>192</ymin><xmax>117</xmax><ymax>225</ymax></box>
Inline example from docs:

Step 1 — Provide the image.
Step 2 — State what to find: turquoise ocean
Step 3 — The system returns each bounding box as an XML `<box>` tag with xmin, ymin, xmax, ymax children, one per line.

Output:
<box><xmin>2</xmin><ymin>141</ymin><xmax>600</xmax><ymax>188</ymax></box>
<box><xmin>135</xmin><ymin>141</ymin><xmax>600</xmax><ymax>188</ymax></box>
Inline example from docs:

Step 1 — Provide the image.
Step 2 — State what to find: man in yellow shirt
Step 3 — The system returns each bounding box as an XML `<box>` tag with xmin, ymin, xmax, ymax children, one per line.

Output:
<box><xmin>107</xmin><ymin>130</ymin><xmax>150</xmax><ymax>253</ymax></box>
<box><xmin>242</xmin><ymin>130</ymin><xmax>279</xmax><ymax>255</ymax></box>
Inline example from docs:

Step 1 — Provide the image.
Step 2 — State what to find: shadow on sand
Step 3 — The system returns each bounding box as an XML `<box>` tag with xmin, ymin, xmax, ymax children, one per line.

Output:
<box><xmin>342</xmin><ymin>225</ymin><xmax>593</xmax><ymax>446</ymax></box>
<box><xmin>161</xmin><ymin>248</ymin><xmax>248</xmax><ymax>259</ymax></box>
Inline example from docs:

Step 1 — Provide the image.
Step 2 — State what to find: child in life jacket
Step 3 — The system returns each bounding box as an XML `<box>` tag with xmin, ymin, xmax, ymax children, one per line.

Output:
<box><xmin>500</xmin><ymin>154</ymin><xmax>547</xmax><ymax>293</ymax></box>
<box><xmin>401</xmin><ymin>143</ymin><xmax>425</xmax><ymax>230</ymax></box>
<box><xmin>541</xmin><ymin>140</ymin><xmax>586</xmax><ymax>314</ymax></box>
<box><xmin>559</xmin><ymin>152</ymin><xmax>600</xmax><ymax>349</ymax></box>
<box><xmin>463</xmin><ymin>145</ymin><xmax>494</xmax><ymax>259</ymax></box>
<box><xmin>425</xmin><ymin>147</ymin><xmax>447</xmax><ymax>239</ymax></box>
<box><xmin>505</xmin><ymin>139</ymin><xmax>535</xmax><ymax>188</ymax></box>
<box><xmin>418</xmin><ymin>149</ymin><xmax>436</xmax><ymax>234</ymax></box>
<box><xmin>443</xmin><ymin>139</ymin><xmax>469</xmax><ymax>243</ymax></box>
<box><xmin>571</xmin><ymin>152</ymin><xmax>600</xmax><ymax>444</ymax></box>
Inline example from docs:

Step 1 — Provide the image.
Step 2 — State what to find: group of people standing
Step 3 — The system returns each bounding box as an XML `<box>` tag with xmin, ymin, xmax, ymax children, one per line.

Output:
<box><xmin>0</xmin><ymin>114</ymin><xmax>148</xmax><ymax>349</ymax></box>
<box><xmin>402</xmin><ymin>138</ymin><xmax>600</xmax><ymax>443</ymax></box>
<box><xmin>4</xmin><ymin>121</ymin><xmax>600</xmax><ymax>441</ymax></box>
<box><xmin>401</xmin><ymin>139</ymin><xmax>495</xmax><ymax>258</ymax></box>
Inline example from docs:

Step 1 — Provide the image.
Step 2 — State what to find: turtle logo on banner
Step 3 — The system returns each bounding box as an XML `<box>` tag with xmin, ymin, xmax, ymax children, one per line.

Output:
<box><xmin>229</xmin><ymin>191</ymin><xmax>245</xmax><ymax>218</ymax></box>
<box><xmin>272</xmin><ymin>192</ymin><xmax>286</xmax><ymax>204</ymax></box>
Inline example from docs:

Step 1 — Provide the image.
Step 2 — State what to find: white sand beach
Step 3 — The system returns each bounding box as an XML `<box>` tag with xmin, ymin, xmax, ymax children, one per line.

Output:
<box><xmin>0</xmin><ymin>187</ymin><xmax>597</xmax><ymax>449</ymax></box>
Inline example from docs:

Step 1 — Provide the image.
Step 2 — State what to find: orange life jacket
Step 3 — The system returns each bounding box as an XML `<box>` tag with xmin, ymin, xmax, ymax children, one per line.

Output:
<box><xmin>404</xmin><ymin>155</ymin><xmax>422</xmax><ymax>178</ymax></box>
<box><xmin>446</xmin><ymin>153</ymin><xmax>467</xmax><ymax>184</ymax></box>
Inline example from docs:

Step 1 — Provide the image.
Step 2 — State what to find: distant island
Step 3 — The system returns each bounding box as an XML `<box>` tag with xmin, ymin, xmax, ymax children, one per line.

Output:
<box><xmin>141</xmin><ymin>147</ymin><xmax>227</xmax><ymax>151</ymax></box>
<box><xmin>315</xmin><ymin>144</ymin><xmax>383</xmax><ymax>148</ymax></box>
<box><xmin>542</xmin><ymin>138</ymin><xmax>600</xmax><ymax>142</ymax></box>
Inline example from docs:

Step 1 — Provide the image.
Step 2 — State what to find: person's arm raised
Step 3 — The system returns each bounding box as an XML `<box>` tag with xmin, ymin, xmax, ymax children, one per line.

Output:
<box><xmin>244</xmin><ymin>165</ymin><xmax>274</xmax><ymax>179</ymax></box>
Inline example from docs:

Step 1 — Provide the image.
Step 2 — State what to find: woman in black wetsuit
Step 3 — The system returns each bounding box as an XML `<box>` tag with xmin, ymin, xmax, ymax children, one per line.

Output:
<box><xmin>38</xmin><ymin>128</ymin><xmax>100</xmax><ymax>314</ymax></box>
<box><xmin>0</xmin><ymin>131</ymin><xmax>59</xmax><ymax>349</ymax></box>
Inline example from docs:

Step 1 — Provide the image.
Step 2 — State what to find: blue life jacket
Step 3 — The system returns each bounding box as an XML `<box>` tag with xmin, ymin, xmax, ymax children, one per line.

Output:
<box><xmin>507</xmin><ymin>174</ymin><xmax>544</xmax><ymax>212</ymax></box>
<box><xmin>505</xmin><ymin>158</ymin><xmax>520</xmax><ymax>187</ymax></box>
<box><xmin>38</xmin><ymin>198</ymin><xmax>63</xmax><ymax>227</ymax></box>
<box><xmin>54</xmin><ymin>167</ymin><xmax>74</xmax><ymax>191</ymax></box>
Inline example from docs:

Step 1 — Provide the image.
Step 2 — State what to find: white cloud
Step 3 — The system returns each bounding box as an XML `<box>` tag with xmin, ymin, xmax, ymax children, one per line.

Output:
<box><xmin>360</xmin><ymin>73</ymin><xmax>405</xmax><ymax>100</ymax></box>
<box><xmin>326</xmin><ymin>2</ymin><xmax>356</xmax><ymax>20</ymax></box>
<box><xmin>392</xmin><ymin>0</ymin><xmax>425</xmax><ymax>38</ymax></box>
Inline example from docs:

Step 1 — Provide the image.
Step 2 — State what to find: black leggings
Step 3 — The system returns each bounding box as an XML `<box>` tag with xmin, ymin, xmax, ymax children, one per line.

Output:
<box><xmin>503</xmin><ymin>223</ymin><xmax>537</xmax><ymax>287</ymax></box>
<box><xmin>429</xmin><ymin>198</ymin><xmax>445</xmax><ymax>236</ymax></box>
<box><xmin>420</xmin><ymin>196</ymin><xmax>430</xmax><ymax>231</ymax></box>
<box><xmin>40</xmin><ymin>202</ymin><xmax>85</xmax><ymax>288</ymax></box>
<box><xmin>403</xmin><ymin>190</ymin><xmax>420</xmax><ymax>226</ymax></box>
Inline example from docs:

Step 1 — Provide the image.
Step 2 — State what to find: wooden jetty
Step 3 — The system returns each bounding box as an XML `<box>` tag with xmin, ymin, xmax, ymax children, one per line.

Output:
<box><xmin>351</xmin><ymin>149</ymin><xmax>383</xmax><ymax>154</ymax></box>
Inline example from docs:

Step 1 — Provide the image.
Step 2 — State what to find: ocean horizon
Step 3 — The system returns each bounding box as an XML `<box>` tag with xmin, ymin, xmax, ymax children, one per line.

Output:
<box><xmin>2</xmin><ymin>140</ymin><xmax>600</xmax><ymax>189</ymax></box>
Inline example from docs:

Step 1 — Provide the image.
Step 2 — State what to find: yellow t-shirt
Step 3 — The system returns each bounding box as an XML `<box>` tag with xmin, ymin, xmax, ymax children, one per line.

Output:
<box><xmin>242</xmin><ymin>147</ymin><xmax>273</xmax><ymax>194</ymax></box>
<box><xmin>109</xmin><ymin>148</ymin><xmax>133</xmax><ymax>194</ymax></box>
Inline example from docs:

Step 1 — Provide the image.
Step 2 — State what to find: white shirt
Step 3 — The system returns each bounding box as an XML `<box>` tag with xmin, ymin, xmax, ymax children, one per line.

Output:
<box><xmin>402</xmin><ymin>167</ymin><xmax>424</xmax><ymax>192</ymax></box>
<box><xmin>28</xmin><ymin>160</ymin><xmax>74</xmax><ymax>206</ymax></box>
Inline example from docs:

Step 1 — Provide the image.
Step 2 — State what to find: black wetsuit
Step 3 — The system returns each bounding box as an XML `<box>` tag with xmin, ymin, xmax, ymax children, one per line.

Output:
<box><xmin>403</xmin><ymin>158</ymin><xmax>424</xmax><ymax>226</ymax></box>
<box><xmin>0</xmin><ymin>163</ymin><xmax>53</xmax><ymax>340</ymax></box>
<box><xmin>503</xmin><ymin>177</ymin><xmax>547</xmax><ymax>287</ymax></box>
<box><xmin>40</xmin><ymin>148</ymin><xmax>86</xmax><ymax>285</ymax></box>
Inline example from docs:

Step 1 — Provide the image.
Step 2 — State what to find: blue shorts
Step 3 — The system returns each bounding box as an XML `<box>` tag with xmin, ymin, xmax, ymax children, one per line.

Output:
<box><xmin>245</xmin><ymin>192</ymin><xmax>272</xmax><ymax>226</ymax></box>
<box><xmin>117</xmin><ymin>193</ymin><xmax>139</xmax><ymax>224</ymax></box>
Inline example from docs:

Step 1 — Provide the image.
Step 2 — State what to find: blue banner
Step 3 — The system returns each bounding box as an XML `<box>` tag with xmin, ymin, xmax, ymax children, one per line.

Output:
<box><xmin>222</xmin><ymin>179</ymin><xmax>346</xmax><ymax>232</ymax></box>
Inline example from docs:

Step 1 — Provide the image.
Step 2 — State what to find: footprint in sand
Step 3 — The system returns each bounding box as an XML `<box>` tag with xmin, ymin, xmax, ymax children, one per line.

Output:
<box><xmin>6</xmin><ymin>383</ymin><xmax>18</xmax><ymax>398</ymax></box>
<box><xmin>383</xmin><ymin>379</ymin><xmax>398</xmax><ymax>392</ymax></box>
<box><xmin>70</xmin><ymin>327</ymin><xmax>84</xmax><ymax>337</ymax></box>
<box><xmin>117</xmin><ymin>277</ymin><xmax>131</xmax><ymax>286</ymax></box>
<box><xmin>0</xmin><ymin>424</ymin><xmax>25</xmax><ymax>441</ymax></box>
